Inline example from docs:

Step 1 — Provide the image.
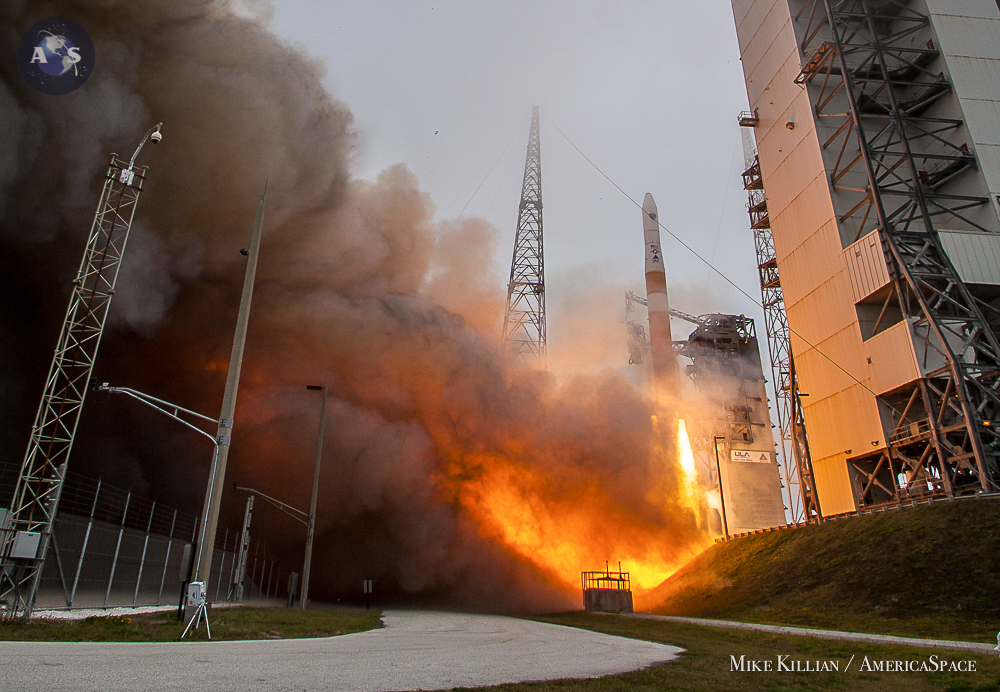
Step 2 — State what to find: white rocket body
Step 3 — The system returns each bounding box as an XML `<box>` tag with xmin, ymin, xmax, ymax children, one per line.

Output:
<box><xmin>642</xmin><ymin>193</ymin><xmax>680</xmax><ymax>394</ymax></box>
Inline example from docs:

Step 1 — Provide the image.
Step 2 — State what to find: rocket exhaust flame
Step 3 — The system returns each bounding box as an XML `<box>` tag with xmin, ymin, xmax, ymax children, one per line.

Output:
<box><xmin>0</xmin><ymin>1</ymin><xmax>710</xmax><ymax>611</ymax></box>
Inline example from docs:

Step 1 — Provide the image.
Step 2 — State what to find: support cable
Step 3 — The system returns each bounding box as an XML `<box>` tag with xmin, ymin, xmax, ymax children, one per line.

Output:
<box><xmin>545</xmin><ymin>113</ymin><xmax>893</xmax><ymax>407</ymax></box>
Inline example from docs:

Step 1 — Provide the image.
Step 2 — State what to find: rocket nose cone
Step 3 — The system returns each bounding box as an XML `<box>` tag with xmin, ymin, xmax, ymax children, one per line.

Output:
<box><xmin>642</xmin><ymin>193</ymin><xmax>658</xmax><ymax>227</ymax></box>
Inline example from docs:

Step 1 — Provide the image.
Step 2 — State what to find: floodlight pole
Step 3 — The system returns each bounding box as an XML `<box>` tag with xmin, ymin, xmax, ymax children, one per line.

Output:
<box><xmin>192</xmin><ymin>188</ymin><xmax>266</xmax><ymax>597</ymax></box>
<box><xmin>713</xmin><ymin>436</ymin><xmax>730</xmax><ymax>540</ymax></box>
<box><xmin>301</xmin><ymin>384</ymin><xmax>327</xmax><ymax>609</ymax></box>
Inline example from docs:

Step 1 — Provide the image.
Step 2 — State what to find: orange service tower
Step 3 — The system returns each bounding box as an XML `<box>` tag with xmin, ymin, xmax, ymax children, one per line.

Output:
<box><xmin>642</xmin><ymin>193</ymin><xmax>680</xmax><ymax>395</ymax></box>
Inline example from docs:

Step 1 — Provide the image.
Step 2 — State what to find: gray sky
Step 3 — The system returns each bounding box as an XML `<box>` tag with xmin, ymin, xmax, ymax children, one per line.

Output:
<box><xmin>268</xmin><ymin>1</ymin><xmax>760</xmax><ymax>372</ymax></box>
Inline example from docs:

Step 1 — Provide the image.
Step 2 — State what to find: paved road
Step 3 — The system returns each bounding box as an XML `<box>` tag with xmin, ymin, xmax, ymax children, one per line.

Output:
<box><xmin>0</xmin><ymin>610</ymin><xmax>682</xmax><ymax>691</ymax></box>
<box><xmin>632</xmin><ymin>614</ymin><xmax>998</xmax><ymax>655</ymax></box>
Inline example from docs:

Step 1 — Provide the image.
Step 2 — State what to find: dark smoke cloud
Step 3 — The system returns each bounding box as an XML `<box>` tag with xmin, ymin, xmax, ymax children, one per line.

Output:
<box><xmin>0</xmin><ymin>0</ymin><xmax>706</xmax><ymax>611</ymax></box>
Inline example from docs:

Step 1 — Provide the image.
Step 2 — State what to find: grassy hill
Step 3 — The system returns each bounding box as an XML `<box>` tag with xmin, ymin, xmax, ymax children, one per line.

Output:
<box><xmin>649</xmin><ymin>497</ymin><xmax>1000</xmax><ymax>642</ymax></box>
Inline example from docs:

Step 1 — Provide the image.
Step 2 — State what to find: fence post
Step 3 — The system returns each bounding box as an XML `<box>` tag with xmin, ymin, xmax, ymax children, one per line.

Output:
<box><xmin>70</xmin><ymin>478</ymin><xmax>102</xmax><ymax>608</ymax></box>
<box><xmin>104</xmin><ymin>490</ymin><xmax>131</xmax><ymax>608</ymax></box>
<box><xmin>156</xmin><ymin>508</ymin><xmax>178</xmax><ymax>605</ymax></box>
<box><xmin>266</xmin><ymin>560</ymin><xmax>274</xmax><ymax>600</ymax></box>
<box><xmin>215</xmin><ymin>528</ymin><xmax>228</xmax><ymax>602</ymax></box>
<box><xmin>227</xmin><ymin>534</ymin><xmax>238</xmax><ymax>602</ymax></box>
<box><xmin>132</xmin><ymin>501</ymin><xmax>156</xmax><ymax>607</ymax></box>
<box><xmin>49</xmin><ymin>531</ymin><xmax>72</xmax><ymax>608</ymax></box>
<box><xmin>250</xmin><ymin>540</ymin><xmax>260</xmax><ymax>600</ymax></box>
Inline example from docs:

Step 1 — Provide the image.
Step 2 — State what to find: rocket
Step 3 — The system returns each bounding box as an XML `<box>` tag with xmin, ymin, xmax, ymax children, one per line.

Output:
<box><xmin>642</xmin><ymin>193</ymin><xmax>681</xmax><ymax>395</ymax></box>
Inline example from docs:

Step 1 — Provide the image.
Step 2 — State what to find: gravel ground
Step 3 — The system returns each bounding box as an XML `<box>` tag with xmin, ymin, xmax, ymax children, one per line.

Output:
<box><xmin>32</xmin><ymin>605</ymin><xmax>179</xmax><ymax>620</ymax></box>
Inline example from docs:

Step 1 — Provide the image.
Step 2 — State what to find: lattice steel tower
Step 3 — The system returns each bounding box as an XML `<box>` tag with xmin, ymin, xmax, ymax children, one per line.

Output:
<box><xmin>739</xmin><ymin>128</ymin><xmax>822</xmax><ymax>524</ymax></box>
<box><xmin>502</xmin><ymin>106</ymin><xmax>546</xmax><ymax>362</ymax></box>
<box><xmin>794</xmin><ymin>0</ymin><xmax>1000</xmax><ymax>498</ymax></box>
<box><xmin>0</xmin><ymin>124</ymin><xmax>162</xmax><ymax>619</ymax></box>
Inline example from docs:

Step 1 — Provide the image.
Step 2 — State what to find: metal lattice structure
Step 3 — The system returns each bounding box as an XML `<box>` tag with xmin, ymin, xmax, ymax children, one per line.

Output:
<box><xmin>740</xmin><ymin>132</ymin><xmax>822</xmax><ymax>523</ymax></box>
<box><xmin>502</xmin><ymin>106</ymin><xmax>546</xmax><ymax>362</ymax></box>
<box><xmin>793</xmin><ymin>0</ymin><xmax>1000</xmax><ymax>501</ymax></box>
<box><xmin>1</xmin><ymin>130</ymin><xmax>159</xmax><ymax>618</ymax></box>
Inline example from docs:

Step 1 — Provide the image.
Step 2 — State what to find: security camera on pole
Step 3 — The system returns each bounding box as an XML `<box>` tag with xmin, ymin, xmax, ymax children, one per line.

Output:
<box><xmin>0</xmin><ymin>123</ymin><xmax>162</xmax><ymax>620</ymax></box>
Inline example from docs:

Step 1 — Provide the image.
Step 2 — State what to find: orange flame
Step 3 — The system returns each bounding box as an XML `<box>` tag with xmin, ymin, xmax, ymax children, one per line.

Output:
<box><xmin>449</xmin><ymin>414</ymin><xmax>710</xmax><ymax>594</ymax></box>
<box><xmin>676</xmin><ymin>418</ymin><xmax>701</xmax><ymax>527</ymax></box>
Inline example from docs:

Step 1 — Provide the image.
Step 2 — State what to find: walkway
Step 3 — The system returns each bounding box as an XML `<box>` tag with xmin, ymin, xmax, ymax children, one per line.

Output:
<box><xmin>630</xmin><ymin>613</ymin><xmax>998</xmax><ymax>655</ymax></box>
<box><xmin>0</xmin><ymin>610</ymin><xmax>682</xmax><ymax>691</ymax></box>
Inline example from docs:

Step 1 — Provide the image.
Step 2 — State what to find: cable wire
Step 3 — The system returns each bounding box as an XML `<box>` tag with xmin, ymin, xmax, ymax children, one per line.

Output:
<box><xmin>544</xmin><ymin>113</ymin><xmax>889</xmax><ymax>404</ymax></box>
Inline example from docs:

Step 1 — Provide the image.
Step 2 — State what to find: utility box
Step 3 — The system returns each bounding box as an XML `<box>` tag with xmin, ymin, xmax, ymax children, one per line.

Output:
<box><xmin>9</xmin><ymin>531</ymin><xmax>41</xmax><ymax>559</ymax></box>
<box><xmin>581</xmin><ymin>569</ymin><xmax>633</xmax><ymax>613</ymax></box>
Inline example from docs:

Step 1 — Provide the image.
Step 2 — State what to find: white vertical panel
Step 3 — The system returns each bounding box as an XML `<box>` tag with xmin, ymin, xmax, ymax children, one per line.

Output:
<box><xmin>939</xmin><ymin>230</ymin><xmax>1000</xmax><ymax>284</ymax></box>
<box><xmin>843</xmin><ymin>231</ymin><xmax>890</xmax><ymax>302</ymax></box>
<box><xmin>928</xmin><ymin>9</ymin><xmax>1000</xmax><ymax>58</ymax></box>
<box><xmin>925</xmin><ymin>0</ymin><xmax>1000</xmax><ymax>20</ymax></box>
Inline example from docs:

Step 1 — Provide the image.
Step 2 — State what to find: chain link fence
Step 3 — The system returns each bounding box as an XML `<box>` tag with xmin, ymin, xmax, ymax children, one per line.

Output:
<box><xmin>1</xmin><ymin>463</ymin><xmax>288</xmax><ymax>612</ymax></box>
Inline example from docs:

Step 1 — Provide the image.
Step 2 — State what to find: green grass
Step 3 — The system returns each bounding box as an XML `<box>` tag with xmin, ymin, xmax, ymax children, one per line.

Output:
<box><xmin>644</xmin><ymin>498</ymin><xmax>1000</xmax><ymax>642</ymax></box>
<box><xmin>462</xmin><ymin>613</ymin><xmax>1000</xmax><ymax>691</ymax></box>
<box><xmin>0</xmin><ymin>604</ymin><xmax>381</xmax><ymax>642</ymax></box>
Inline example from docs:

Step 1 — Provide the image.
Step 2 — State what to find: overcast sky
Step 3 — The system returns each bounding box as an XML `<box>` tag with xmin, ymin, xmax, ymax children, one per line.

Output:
<box><xmin>268</xmin><ymin>1</ymin><xmax>760</xmax><ymax>374</ymax></box>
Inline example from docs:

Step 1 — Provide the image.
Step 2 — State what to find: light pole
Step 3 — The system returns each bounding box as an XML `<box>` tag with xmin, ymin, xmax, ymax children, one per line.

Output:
<box><xmin>301</xmin><ymin>384</ymin><xmax>327</xmax><ymax>609</ymax></box>
<box><xmin>233</xmin><ymin>494</ymin><xmax>253</xmax><ymax>602</ymax></box>
<box><xmin>231</xmin><ymin>484</ymin><xmax>305</xmax><ymax>606</ymax></box>
<box><xmin>713</xmin><ymin>436</ymin><xmax>730</xmax><ymax>540</ymax></box>
<box><xmin>93</xmin><ymin>383</ymin><xmax>222</xmax><ymax>621</ymax></box>
<box><xmin>194</xmin><ymin>186</ymin><xmax>267</xmax><ymax>594</ymax></box>
<box><xmin>232</xmin><ymin>383</ymin><xmax>326</xmax><ymax>610</ymax></box>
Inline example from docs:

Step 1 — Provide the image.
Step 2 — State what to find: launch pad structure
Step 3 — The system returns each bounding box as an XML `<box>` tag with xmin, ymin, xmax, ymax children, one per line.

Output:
<box><xmin>625</xmin><ymin>301</ymin><xmax>787</xmax><ymax>534</ymax></box>
<box><xmin>677</xmin><ymin>313</ymin><xmax>788</xmax><ymax>534</ymax></box>
<box><xmin>733</xmin><ymin>0</ymin><xmax>1000</xmax><ymax>514</ymax></box>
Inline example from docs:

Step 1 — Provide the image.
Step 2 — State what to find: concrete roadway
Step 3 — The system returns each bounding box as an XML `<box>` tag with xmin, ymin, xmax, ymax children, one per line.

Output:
<box><xmin>0</xmin><ymin>610</ymin><xmax>682</xmax><ymax>691</ymax></box>
<box><xmin>632</xmin><ymin>613</ymin><xmax>999</xmax><ymax>655</ymax></box>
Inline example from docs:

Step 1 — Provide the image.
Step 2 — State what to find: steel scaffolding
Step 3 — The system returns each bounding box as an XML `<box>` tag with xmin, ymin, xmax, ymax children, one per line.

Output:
<box><xmin>502</xmin><ymin>106</ymin><xmax>546</xmax><ymax>363</ymax></box>
<box><xmin>0</xmin><ymin>126</ymin><xmax>161</xmax><ymax>619</ymax></box>
<box><xmin>740</xmin><ymin>132</ymin><xmax>822</xmax><ymax>523</ymax></box>
<box><xmin>793</xmin><ymin>0</ymin><xmax>1000</xmax><ymax>502</ymax></box>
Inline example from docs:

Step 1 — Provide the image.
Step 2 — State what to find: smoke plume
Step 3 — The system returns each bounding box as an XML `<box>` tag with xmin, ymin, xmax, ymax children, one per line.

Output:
<box><xmin>0</xmin><ymin>0</ymin><xmax>708</xmax><ymax>611</ymax></box>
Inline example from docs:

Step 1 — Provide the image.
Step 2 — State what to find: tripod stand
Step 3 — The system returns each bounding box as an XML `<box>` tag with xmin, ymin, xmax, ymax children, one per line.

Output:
<box><xmin>180</xmin><ymin>581</ymin><xmax>212</xmax><ymax>639</ymax></box>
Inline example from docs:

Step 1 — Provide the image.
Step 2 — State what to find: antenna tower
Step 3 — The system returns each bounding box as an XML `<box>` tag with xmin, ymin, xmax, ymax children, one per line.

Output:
<box><xmin>502</xmin><ymin>106</ymin><xmax>546</xmax><ymax>362</ymax></box>
<box><xmin>0</xmin><ymin>125</ymin><xmax>162</xmax><ymax>619</ymax></box>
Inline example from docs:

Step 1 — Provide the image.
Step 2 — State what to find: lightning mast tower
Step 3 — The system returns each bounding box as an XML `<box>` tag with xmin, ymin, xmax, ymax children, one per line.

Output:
<box><xmin>0</xmin><ymin>124</ymin><xmax>163</xmax><ymax>619</ymax></box>
<box><xmin>502</xmin><ymin>106</ymin><xmax>546</xmax><ymax>363</ymax></box>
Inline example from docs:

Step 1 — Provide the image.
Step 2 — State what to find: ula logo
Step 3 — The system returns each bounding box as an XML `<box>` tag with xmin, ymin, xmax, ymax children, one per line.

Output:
<box><xmin>18</xmin><ymin>17</ymin><xmax>95</xmax><ymax>95</ymax></box>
